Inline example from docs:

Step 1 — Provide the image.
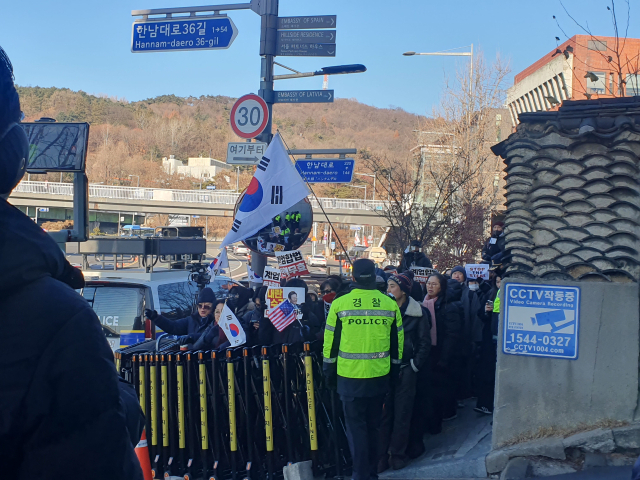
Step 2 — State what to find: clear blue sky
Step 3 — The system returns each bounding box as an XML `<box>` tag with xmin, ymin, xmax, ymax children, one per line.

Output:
<box><xmin>2</xmin><ymin>0</ymin><xmax>638</xmax><ymax>116</ymax></box>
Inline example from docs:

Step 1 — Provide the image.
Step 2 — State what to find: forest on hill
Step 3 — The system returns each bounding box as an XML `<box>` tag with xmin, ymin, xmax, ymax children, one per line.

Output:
<box><xmin>17</xmin><ymin>86</ymin><xmax>427</xmax><ymax>197</ymax></box>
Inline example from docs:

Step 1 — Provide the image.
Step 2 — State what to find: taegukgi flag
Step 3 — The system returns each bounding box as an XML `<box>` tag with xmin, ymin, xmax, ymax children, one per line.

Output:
<box><xmin>219</xmin><ymin>303</ymin><xmax>247</xmax><ymax>347</ymax></box>
<box><xmin>208</xmin><ymin>247</ymin><xmax>229</xmax><ymax>278</ymax></box>
<box><xmin>220</xmin><ymin>133</ymin><xmax>311</xmax><ymax>248</ymax></box>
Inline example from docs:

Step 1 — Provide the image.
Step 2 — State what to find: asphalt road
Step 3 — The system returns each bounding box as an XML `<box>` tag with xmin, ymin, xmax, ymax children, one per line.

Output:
<box><xmin>545</xmin><ymin>466</ymin><xmax>632</xmax><ymax>479</ymax></box>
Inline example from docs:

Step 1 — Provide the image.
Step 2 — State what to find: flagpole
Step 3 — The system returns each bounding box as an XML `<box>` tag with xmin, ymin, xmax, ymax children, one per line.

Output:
<box><xmin>277</xmin><ymin>131</ymin><xmax>353</xmax><ymax>269</ymax></box>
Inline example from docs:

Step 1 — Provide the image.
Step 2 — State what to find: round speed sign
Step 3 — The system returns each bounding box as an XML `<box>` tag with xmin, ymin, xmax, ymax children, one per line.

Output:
<box><xmin>230</xmin><ymin>94</ymin><xmax>269</xmax><ymax>139</ymax></box>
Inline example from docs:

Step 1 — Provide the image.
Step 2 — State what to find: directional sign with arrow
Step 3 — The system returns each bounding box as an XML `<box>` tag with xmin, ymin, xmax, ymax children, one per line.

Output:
<box><xmin>277</xmin><ymin>15</ymin><xmax>337</xmax><ymax>30</ymax></box>
<box><xmin>277</xmin><ymin>30</ymin><xmax>336</xmax><ymax>43</ymax></box>
<box><xmin>274</xmin><ymin>90</ymin><xmax>334</xmax><ymax>104</ymax></box>
<box><xmin>276</xmin><ymin>42</ymin><xmax>336</xmax><ymax>57</ymax></box>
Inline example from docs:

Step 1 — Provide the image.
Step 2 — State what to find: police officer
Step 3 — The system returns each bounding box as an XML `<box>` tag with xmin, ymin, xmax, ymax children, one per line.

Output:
<box><xmin>323</xmin><ymin>259</ymin><xmax>404</xmax><ymax>480</ymax></box>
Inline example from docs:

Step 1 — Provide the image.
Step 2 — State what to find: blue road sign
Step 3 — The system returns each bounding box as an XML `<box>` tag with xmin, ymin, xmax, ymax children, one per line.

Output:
<box><xmin>274</xmin><ymin>90</ymin><xmax>334</xmax><ymax>104</ymax></box>
<box><xmin>276</xmin><ymin>41</ymin><xmax>336</xmax><ymax>57</ymax></box>
<box><xmin>503</xmin><ymin>283</ymin><xmax>581</xmax><ymax>360</ymax></box>
<box><xmin>295</xmin><ymin>159</ymin><xmax>354</xmax><ymax>183</ymax></box>
<box><xmin>277</xmin><ymin>16</ymin><xmax>337</xmax><ymax>30</ymax></box>
<box><xmin>277</xmin><ymin>30</ymin><xmax>336</xmax><ymax>43</ymax></box>
<box><xmin>131</xmin><ymin>17</ymin><xmax>238</xmax><ymax>53</ymax></box>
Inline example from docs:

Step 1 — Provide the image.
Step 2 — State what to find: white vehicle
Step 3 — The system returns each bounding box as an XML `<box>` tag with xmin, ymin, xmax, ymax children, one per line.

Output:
<box><xmin>69</xmin><ymin>238</ymin><xmax>241</xmax><ymax>351</ymax></box>
<box><xmin>234</xmin><ymin>244</ymin><xmax>250</xmax><ymax>255</ymax></box>
<box><xmin>363</xmin><ymin>247</ymin><xmax>387</xmax><ymax>266</ymax></box>
<box><xmin>308</xmin><ymin>255</ymin><xmax>327</xmax><ymax>267</ymax></box>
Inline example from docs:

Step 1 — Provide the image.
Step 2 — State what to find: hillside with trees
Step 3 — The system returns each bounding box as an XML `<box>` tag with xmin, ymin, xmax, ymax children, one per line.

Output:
<box><xmin>17</xmin><ymin>86</ymin><xmax>425</xmax><ymax>196</ymax></box>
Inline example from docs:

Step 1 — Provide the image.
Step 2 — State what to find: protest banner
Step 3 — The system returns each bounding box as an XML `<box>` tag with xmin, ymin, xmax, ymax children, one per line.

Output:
<box><xmin>410</xmin><ymin>266</ymin><xmax>438</xmax><ymax>284</ymax></box>
<box><xmin>465</xmin><ymin>264</ymin><xmax>490</xmax><ymax>280</ymax></box>
<box><xmin>263</xmin><ymin>266</ymin><xmax>282</xmax><ymax>287</ymax></box>
<box><xmin>275</xmin><ymin>250</ymin><xmax>309</xmax><ymax>278</ymax></box>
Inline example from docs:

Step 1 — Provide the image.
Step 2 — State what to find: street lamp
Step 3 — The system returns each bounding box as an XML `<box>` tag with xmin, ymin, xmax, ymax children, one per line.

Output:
<box><xmin>128</xmin><ymin>174</ymin><xmax>140</xmax><ymax>187</ymax></box>
<box><xmin>345</xmin><ymin>183</ymin><xmax>366</xmax><ymax>200</ymax></box>
<box><xmin>273</xmin><ymin>63</ymin><xmax>366</xmax><ymax>81</ymax></box>
<box><xmin>403</xmin><ymin>45</ymin><xmax>473</xmax><ymax>96</ymax></box>
<box><xmin>354</xmin><ymin>172</ymin><xmax>377</xmax><ymax>201</ymax></box>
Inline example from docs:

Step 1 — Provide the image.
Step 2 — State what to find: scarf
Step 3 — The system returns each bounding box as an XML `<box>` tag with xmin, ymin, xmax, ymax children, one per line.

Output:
<box><xmin>422</xmin><ymin>295</ymin><xmax>438</xmax><ymax>346</ymax></box>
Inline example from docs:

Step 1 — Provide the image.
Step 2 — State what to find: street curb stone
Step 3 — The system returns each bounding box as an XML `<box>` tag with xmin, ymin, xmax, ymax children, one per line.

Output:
<box><xmin>500</xmin><ymin>457</ymin><xmax>529</xmax><ymax>480</ymax></box>
<box><xmin>486</xmin><ymin>437</ymin><xmax>566</xmax><ymax>474</ymax></box>
<box><xmin>613</xmin><ymin>424</ymin><xmax>640</xmax><ymax>449</ymax></box>
<box><xmin>563</xmin><ymin>428</ymin><xmax>615</xmax><ymax>453</ymax></box>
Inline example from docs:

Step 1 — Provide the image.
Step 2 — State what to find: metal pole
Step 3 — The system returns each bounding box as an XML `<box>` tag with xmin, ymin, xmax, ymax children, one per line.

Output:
<box><xmin>236</xmin><ymin>167</ymin><xmax>239</xmax><ymax>192</ymax></box>
<box><xmin>251</xmin><ymin>0</ymin><xmax>278</xmax><ymax>283</ymax></box>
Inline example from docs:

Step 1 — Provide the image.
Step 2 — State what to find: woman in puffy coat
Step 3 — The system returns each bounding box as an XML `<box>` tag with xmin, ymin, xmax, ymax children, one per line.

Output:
<box><xmin>378</xmin><ymin>273</ymin><xmax>432</xmax><ymax>472</ymax></box>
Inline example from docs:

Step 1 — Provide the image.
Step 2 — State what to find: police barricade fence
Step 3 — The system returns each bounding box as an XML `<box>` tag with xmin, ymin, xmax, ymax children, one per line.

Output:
<box><xmin>115</xmin><ymin>340</ymin><xmax>351</xmax><ymax>480</ymax></box>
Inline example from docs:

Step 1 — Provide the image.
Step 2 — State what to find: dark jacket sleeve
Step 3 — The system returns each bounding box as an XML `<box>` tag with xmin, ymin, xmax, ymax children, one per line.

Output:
<box><xmin>259</xmin><ymin>315</ymin><xmax>275</xmax><ymax>346</ymax></box>
<box><xmin>412</xmin><ymin>307</ymin><xmax>432</xmax><ymax>371</ymax></box>
<box><xmin>193</xmin><ymin>322</ymin><xmax>220</xmax><ymax>350</ymax></box>
<box><xmin>441</xmin><ymin>302</ymin><xmax>463</xmax><ymax>366</ymax></box>
<box><xmin>153</xmin><ymin>313</ymin><xmax>191</xmax><ymax>336</ymax></box>
<box><xmin>481</xmin><ymin>238</ymin><xmax>492</xmax><ymax>262</ymax></box>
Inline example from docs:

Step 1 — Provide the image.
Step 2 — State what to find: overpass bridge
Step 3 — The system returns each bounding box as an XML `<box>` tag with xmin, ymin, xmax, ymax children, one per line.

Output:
<box><xmin>11</xmin><ymin>181</ymin><xmax>390</xmax><ymax>227</ymax></box>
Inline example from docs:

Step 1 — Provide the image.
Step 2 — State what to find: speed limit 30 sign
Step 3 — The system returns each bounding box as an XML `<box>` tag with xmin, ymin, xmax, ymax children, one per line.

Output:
<box><xmin>230</xmin><ymin>94</ymin><xmax>269</xmax><ymax>139</ymax></box>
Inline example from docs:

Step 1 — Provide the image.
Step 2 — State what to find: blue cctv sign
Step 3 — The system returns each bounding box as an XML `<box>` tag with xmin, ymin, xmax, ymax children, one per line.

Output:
<box><xmin>503</xmin><ymin>283</ymin><xmax>580</xmax><ymax>360</ymax></box>
<box><xmin>131</xmin><ymin>17</ymin><xmax>238</xmax><ymax>53</ymax></box>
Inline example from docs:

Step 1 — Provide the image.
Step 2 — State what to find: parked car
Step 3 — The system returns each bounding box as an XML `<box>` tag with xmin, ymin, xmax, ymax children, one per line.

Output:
<box><xmin>308</xmin><ymin>255</ymin><xmax>327</xmax><ymax>267</ymax></box>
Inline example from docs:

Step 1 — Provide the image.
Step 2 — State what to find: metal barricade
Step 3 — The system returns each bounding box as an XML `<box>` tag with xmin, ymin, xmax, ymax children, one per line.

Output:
<box><xmin>116</xmin><ymin>341</ymin><xmax>351</xmax><ymax>480</ymax></box>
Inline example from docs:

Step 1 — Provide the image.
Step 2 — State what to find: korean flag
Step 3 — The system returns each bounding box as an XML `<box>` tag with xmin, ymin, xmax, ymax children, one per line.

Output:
<box><xmin>219</xmin><ymin>303</ymin><xmax>247</xmax><ymax>347</ymax></box>
<box><xmin>220</xmin><ymin>133</ymin><xmax>310</xmax><ymax>248</ymax></box>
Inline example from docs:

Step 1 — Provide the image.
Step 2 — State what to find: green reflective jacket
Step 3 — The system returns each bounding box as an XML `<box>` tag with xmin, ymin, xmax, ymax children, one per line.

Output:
<box><xmin>323</xmin><ymin>288</ymin><xmax>403</xmax><ymax>379</ymax></box>
<box><xmin>494</xmin><ymin>289</ymin><xmax>501</xmax><ymax>314</ymax></box>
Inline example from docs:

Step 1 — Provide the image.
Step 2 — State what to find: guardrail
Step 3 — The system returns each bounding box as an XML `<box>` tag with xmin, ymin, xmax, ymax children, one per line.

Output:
<box><xmin>15</xmin><ymin>181</ymin><xmax>387</xmax><ymax>212</ymax></box>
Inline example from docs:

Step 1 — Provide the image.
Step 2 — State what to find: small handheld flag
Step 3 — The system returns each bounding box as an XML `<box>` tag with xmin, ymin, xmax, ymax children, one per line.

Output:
<box><xmin>219</xmin><ymin>303</ymin><xmax>247</xmax><ymax>347</ymax></box>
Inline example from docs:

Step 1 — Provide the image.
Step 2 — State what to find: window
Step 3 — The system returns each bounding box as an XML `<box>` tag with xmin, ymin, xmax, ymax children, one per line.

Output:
<box><xmin>158</xmin><ymin>281</ymin><xmax>198</xmax><ymax>320</ymax></box>
<box><xmin>82</xmin><ymin>285</ymin><xmax>145</xmax><ymax>334</ymax></box>
<box><xmin>210</xmin><ymin>276</ymin><xmax>240</xmax><ymax>300</ymax></box>
<box><xmin>586</xmin><ymin>72</ymin><xmax>606</xmax><ymax>94</ymax></box>
<box><xmin>588</xmin><ymin>40</ymin><xmax>607</xmax><ymax>51</ymax></box>
<box><xmin>626</xmin><ymin>74</ymin><xmax>640</xmax><ymax>96</ymax></box>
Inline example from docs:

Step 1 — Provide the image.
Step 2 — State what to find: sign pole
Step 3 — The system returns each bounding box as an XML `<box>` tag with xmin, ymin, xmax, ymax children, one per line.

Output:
<box><xmin>251</xmin><ymin>0</ymin><xmax>278</xmax><ymax>287</ymax></box>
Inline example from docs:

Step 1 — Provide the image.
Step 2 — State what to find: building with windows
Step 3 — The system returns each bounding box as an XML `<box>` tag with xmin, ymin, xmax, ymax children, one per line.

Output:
<box><xmin>162</xmin><ymin>155</ymin><xmax>232</xmax><ymax>179</ymax></box>
<box><xmin>506</xmin><ymin>35</ymin><xmax>640</xmax><ymax>126</ymax></box>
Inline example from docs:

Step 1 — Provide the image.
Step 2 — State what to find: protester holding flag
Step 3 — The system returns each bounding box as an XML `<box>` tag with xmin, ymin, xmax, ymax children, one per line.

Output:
<box><xmin>195</xmin><ymin>299</ymin><xmax>248</xmax><ymax>350</ymax></box>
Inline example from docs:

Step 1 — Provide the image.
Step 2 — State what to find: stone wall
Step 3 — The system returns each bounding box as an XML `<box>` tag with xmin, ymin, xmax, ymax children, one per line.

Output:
<box><xmin>492</xmin><ymin>97</ymin><xmax>640</xmax><ymax>282</ymax></box>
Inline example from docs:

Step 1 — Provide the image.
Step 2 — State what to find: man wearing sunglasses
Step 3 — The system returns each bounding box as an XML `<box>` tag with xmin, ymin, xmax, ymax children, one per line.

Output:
<box><xmin>145</xmin><ymin>287</ymin><xmax>217</xmax><ymax>345</ymax></box>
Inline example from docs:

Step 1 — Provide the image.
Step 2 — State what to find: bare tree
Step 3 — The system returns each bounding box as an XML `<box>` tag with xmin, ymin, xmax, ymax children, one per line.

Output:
<box><xmin>554</xmin><ymin>0</ymin><xmax>640</xmax><ymax>98</ymax></box>
<box><xmin>361</xmin><ymin>52</ymin><xmax>510</xmax><ymax>268</ymax></box>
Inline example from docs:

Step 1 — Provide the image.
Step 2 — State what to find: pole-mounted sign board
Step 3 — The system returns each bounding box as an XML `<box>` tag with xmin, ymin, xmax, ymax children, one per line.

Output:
<box><xmin>226</xmin><ymin>141</ymin><xmax>268</xmax><ymax>165</ymax></box>
<box><xmin>277</xmin><ymin>30</ymin><xmax>336</xmax><ymax>43</ymax></box>
<box><xmin>295</xmin><ymin>159</ymin><xmax>354</xmax><ymax>183</ymax></box>
<box><xmin>276</xmin><ymin>42</ymin><xmax>335</xmax><ymax>57</ymax></box>
<box><xmin>131</xmin><ymin>16</ymin><xmax>238</xmax><ymax>53</ymax></box>
<box><xmin>230</xmin><ymin>94</ymin><xmax>269</xmax><ymax>139</ymax></box>
<box><xmin>274</xmin><ymin>90</ymin><xmax>334</xmax><ymax>104</ymax></box>
<box><xmin>277</xmin><ymin>15</ymin><xmax>337</xmax><ymax>30</ymax></box>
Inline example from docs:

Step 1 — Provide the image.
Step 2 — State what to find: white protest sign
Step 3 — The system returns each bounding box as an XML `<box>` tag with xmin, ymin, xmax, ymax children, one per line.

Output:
<box><xmin>275</xmin><ymin>249</ymin><xmax>309</xmax><ymax>279</ymax></box>
<box><xmin>410</xmin><ymin>266</ymin><xmax>438</xmax><ymax>284</ymax></box>
<box><xmin>465</xmin><ymin>264</ymin><xmax>490</xmax><ymax>280</ymax></box>
<box><xmin>263</xmin><ymin>266</ymin><xmax>282</xmax><ymax>287</ymax></box>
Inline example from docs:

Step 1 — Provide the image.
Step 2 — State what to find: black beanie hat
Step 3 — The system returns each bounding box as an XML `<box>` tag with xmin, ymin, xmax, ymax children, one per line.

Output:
<box><xmin>197</xmin><ymin>287</ymin><xmax>216</xmax><ymax>304</ymax></box>
<box><xmin>352</xmin><ymin>258</ymin><xmax>376</xmax><ymax>286</ymax></box>
<box><xmin>451</xmin><ymin>266</ymin><xmax>467</xmax><ymax>281</ymax></box>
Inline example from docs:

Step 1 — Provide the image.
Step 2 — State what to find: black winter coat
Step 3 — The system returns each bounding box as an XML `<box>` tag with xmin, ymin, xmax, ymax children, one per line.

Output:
<box><xmin>400</xmin><ymin>251</ymin><xmax>433</xmax><ymax>271</ymax></box>
<box><xmin>0</xmin><ymin>199</ymin><xmax>142</xmax><ymax>480</ymax></box>
<box><xmin>153</xmin><ymin>311</ymin><xmax>214</xmax><ymax>341</ymax></box>
<box><xmin>398</xmin><ymin>297</ymin><xmax>432</xmax><ymax>371</ymax></box>
<box><xmin>258</xmin><ymin>304</ymin><xmax>320</xmax><ymax>346</ymax></box>
<box><xmin>432</xmin><ymin>280</ymin><xmax>464</xmax><ymax>366</ymax></box>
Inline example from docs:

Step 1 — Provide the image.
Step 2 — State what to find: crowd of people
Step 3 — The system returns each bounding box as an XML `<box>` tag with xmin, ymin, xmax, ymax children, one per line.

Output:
<box><xmin>142</xmin><ymin>230</ymin><xmax>507</xmax><ymax>478</ymax></box>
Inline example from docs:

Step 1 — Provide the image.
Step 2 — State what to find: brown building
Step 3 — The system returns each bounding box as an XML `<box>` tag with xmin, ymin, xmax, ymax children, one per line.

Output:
<box><xmin>506</xmin><ymin>35</ymin><xmax>640</xmax><ymax>126</ymax></box>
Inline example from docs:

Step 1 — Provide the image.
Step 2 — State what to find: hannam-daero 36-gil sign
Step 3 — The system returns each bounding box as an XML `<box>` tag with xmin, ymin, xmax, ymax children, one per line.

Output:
<box><xmin>503</xmin><ymin>283</ymin><xmax>580</xmax><ymax>360</ymax></box>
<box><xmin>131</xmin><ymin>17</ymin><xmax>238</xmax><ymax>53</ymax></box>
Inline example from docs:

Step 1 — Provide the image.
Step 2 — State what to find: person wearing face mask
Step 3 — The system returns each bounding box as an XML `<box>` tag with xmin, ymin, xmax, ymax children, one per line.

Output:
<box><xmin>227</xmin><ymin>285</ymin><xmax>255</xmax><ymax>320</ymax></box>
<box><xmin>481</xmin><ymin>222</ymin><xmax>505</xmax><ymax>265</ymax></box>
<box><xmin>449</xmin><ymin>266</ymin><xmax>482</xmax><ymax>404</ymax></box>
<box><xmin>378</xmin><ymin>273</ymin><xmax>431</xmax><ymax>472</ymax></box>
<box><xmin>399</xmin><ymin>240</ymin><xmax>433</xmax><ymax>272</ymax></box>
<box><xmin>146</xmin><ymin>287</ymin><xmax>217</xmax><ymax>345</ymax></box>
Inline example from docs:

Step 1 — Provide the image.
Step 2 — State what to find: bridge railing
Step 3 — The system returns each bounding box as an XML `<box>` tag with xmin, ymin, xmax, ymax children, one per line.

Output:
<box><xmin>15</xmin><ymin>181</ymin><xmax>388</xmax><ymax>212</ymax></box>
